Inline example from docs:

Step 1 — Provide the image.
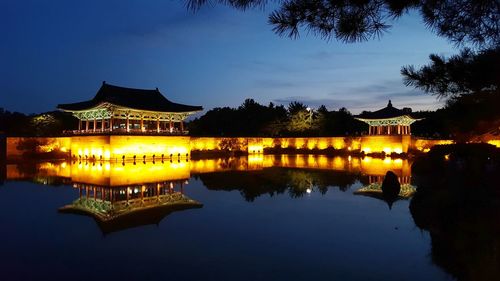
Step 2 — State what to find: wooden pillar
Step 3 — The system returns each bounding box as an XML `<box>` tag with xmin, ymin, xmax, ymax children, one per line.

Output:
<box><xmin>156</xmin><ymin>119</ymin><xmax>160</xmax><ymax>133</ymax></box>
<box><xmin>78</xmin><ymin>119</ymin><xmax>82</xmax><ymax>131</ymax></box>
<box><xmin>93</xmin><ymin>119</ymin><xmax>97</xmax><ymax>132</ymax></box>
<box><xmin>180</xmin><ymin>121</ymin><xmax>184</xmax><ymax>132</ymax></box>
<box><xmin>101</xmin><ymin>118</ymin><xmax>104</xmax><ymax>132</ymax></box>
<box><xmin>110</xmin><ymin>116</ymin><xmax>113</xmax><ymax>132</ymax></box>
<box><xmin>408</xmin><ymin>126</ymin><xmax>411</xmax><ymax>135</ymax></box>
<box><xmin>140</xmin><ymin>116</ymin><xmax>144</xmax><ymax>132</ymax></box>
<box><xmin>85</xmin><ymin>120</ymin><xmax>89</xmax><ymax>132</ymax></box>
<box><xmin>169</xmin><ymin>121</ymin><xmax>173</xmax><ymax>133</ymax></box>
<box><xmin>126</xmin><ymin>115</ymin><xmax>130</xmax><ymax>132</ymax></box>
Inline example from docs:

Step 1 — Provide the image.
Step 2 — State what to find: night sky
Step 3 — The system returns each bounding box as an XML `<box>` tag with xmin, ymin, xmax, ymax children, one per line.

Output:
<box><xmin>1</xmin><ymin>0</ymin><xmax>456</xmax><ymax>115</ymax></box>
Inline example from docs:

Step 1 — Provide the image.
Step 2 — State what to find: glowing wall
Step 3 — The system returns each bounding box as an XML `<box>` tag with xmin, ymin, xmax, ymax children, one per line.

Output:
<box><xmin>360</xmin><ymin>135</ymin><xmax>412</xmax><ymax>154</ymax></box>
<box><xmin>412</xmin><ymin>138</ymin><xmax>454</xmax><ymax>152</ymax></box>
<box><xmin>6</xmin><ymin>137</ymin><xmax>71</xmax><ymax>159</ymax></box>
<box><xmin>266</xmin><ymin>137</ymin><xmax>361</xmax><ymax>151</ymax></box>
<box><xmin>190</xmin><ymin>137</ymin><xmax>249</xmax><ymax>152</ymax></box>
<box><xmin>71</xmin><ymin>135</ymin><xmax>191</xmax><ymax>161</ymax></box>
<box><xmin>487</xmin><ymin>140</ymin><xmax>500</xmax><ymax>148</ymax></box>
<box><xmin>5</xmin><ymin>135</ymin><xmax>464</xmax><ymax>161</ymax></box>
<box><xmin>190</xmin><ymin>137</ymin><xmax>362</xmax><ymax>154</ymax></box>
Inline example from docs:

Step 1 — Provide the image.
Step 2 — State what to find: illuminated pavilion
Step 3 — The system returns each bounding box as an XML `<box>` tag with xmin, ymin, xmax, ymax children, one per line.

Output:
<box><xmin>355</xmin><ymin>100</ymin><xmax>420</xmax><ymax>135</ymax></box>
<box><xmin>57</xmin><ymin>82</ymin><xmax>203</xmax><ymax>135</ymax></box>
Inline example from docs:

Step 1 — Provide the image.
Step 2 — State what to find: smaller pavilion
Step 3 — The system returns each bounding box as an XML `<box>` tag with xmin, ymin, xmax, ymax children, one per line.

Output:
<box><xmin>355</xmin><ymin>100</ymin><xmax>420</xmax><ymax>135</ymax></box>
<box><xmin>57</xmin><ymin>82</ymin><xmax>203</xmax><ymax>135</ymax></box>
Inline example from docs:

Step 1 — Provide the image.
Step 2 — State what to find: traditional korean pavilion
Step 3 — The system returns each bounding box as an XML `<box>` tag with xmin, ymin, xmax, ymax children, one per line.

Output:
<box><xmin>57</xmin><ymin>82</ymin><xmax>203</xmax><ymax>135</ymax></box>
<box><xmin>355</xmin><ymin>100</ymin><xmax>420</xmax><ymax>135</ymax></box>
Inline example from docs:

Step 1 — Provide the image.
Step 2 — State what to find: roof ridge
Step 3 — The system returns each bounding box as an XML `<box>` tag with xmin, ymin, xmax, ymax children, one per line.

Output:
<box><xmin>101</xmin><ymin>82</ymin><xmax>160</xmax><ymax>93</ymax></box>
<box><xmin>57</xmin><ymin>82</ymin><xmax>203</xmax><ymax>113</ymax></box>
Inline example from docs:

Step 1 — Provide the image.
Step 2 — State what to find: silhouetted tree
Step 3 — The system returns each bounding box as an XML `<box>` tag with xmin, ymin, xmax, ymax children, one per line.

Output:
<box><xmin>287</xmin><ymin>101</ymin><xmax>307</xmax><ymax>114</ymax></box>
<box><xmin>402</xmin><ymin>47</ymin><xmax>500</xmax><ymax>99</ymax></box>
<box><xmin>189</xmin><ymin>107</ymin><xmax>238</xmax><ymax>136</ymax></box>
<box><xmin>0</xmin><ymin>109</ymin><xmax>76</xmax><ymax>136</ymax></box>
<box><xmin>287</xmin><ymin>110</ymin><xmax>313</xmax><ymax>133</ymax></box>
<box><xmin>188</xmin><ymin>0</ymin><xmax>500</xmax><ymax>48</ymax></box>
<box><xmin>189</xmin><ymin>99</ymin><xmax>369</xmax><ymax>137</ymax></box>
<box><xmin>320</xmin><ymin>107</ymin><xmax>366</xmax><ymax>136</ymax></box>
<box><xmin>402</xmin><ymin>47</ymin><xmax>500</xmax><ymax>140</ymax></box>
<box><xmin>189</xmin><ymin>99</ymin><xmax>288</xmax><ymax>136</ymax></box>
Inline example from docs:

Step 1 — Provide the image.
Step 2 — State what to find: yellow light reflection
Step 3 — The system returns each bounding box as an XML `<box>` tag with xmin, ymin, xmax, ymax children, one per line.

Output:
<box><xmin>6</xmin><ymin>154</ymin><xmax>412</xmax><ymax>184</ymax></box>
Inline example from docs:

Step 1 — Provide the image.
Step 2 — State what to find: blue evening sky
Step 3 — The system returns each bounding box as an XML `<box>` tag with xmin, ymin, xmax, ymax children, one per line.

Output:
<box><xmin>1</xmin><ymin>0</ymin><xmax>456</xmax><ymax>115</ymax></box>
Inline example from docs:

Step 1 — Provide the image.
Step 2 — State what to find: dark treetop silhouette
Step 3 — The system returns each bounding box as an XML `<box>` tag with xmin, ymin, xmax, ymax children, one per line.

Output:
<box><xmin>187</xmin><ymin>0</ymin><xmax>500</xmax><ymax>48</ymax></box>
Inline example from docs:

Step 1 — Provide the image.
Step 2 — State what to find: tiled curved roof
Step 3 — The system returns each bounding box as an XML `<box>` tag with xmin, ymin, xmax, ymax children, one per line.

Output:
<box><xmin>356</xmin><ymin>100</ymin><xmax>413</xmax><ymax>119</ymax></box>
<box><xmin>57</xmin><ymin>82</ymin><xmax>203</xmax><ymax>113</ymax></box>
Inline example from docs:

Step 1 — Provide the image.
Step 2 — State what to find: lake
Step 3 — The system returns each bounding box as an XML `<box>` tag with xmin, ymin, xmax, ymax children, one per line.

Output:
<box><xmin>0</xmin><ymin>155</ymin><xmax>479</xmax><ymax>280</ymax></box>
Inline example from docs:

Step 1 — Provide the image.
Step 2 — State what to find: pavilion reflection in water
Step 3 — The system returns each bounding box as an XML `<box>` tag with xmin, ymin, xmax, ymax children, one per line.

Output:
<box><xmin>59</xmin><ymin>182</ymin><xmax>201</xmax><ymax>234</ymax></box>
<box><xmin>5</xmin><ymin>155</ymin><xmax>415</xmax><ymax>220</ymax></box>
<box><xmin>52</xmin><ymin>161</ymin><xmax>202</xmax><ymax>234</ymax></box>
<box><xmin>353</xmin><ymin>157</ymin><xmax>416</xmax><ymax>207</ymax></box>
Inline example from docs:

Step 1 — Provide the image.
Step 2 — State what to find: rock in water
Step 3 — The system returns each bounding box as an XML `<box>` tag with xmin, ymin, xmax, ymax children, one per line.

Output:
<box><xmin>381</xmin><ymin>171</ymin><xmax>401</xmax><ymax>209</ymax></box>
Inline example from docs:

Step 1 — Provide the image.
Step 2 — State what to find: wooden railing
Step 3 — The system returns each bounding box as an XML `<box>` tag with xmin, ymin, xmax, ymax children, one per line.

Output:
<box><xmin>62</xmin><ymin>128</ymin><xmax>189</xmax><ymax>136</ymax></box>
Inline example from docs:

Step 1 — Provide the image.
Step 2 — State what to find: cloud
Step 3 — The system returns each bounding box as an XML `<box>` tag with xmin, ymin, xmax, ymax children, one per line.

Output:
<box><xmin>273</xmin><ymin>96</ymin><xmax>360</xmax><ymax>110</ymax></box>
<box><xmin>253</xmin><ymin>79</ymin><xmax>297</xmax><ymax>88</ymax></box>
<box><xmin>273</xmin><ymin>86</ymin><xmax>442</xmax><ymax>114</ymax></box>
<box><xmin>305</xmin><ymin>50</ymin><xmax>438</xmax><ymax>61</ymax></box>
<box><xmin>329</xmin><ymin>79</ymin><xmax>406</xmax><ymax>96</ymax></box>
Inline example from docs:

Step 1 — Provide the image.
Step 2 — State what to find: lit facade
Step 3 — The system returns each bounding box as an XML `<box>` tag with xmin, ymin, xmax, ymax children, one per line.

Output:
<box><xmin>355</xmin><ymin>100</ymin><xmax>420</xmax><ymax>136</ymax></box>
<box><xmin>58</xmin><ymin>82</ymin><xmax>202</xmax><ymax>135</ymax></box>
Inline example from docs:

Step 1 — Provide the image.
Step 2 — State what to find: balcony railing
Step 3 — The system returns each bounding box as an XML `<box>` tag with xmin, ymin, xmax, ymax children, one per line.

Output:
<box><xmin>62</xmin><ymin>128</ymin><xmax>189</xmax><ymax>136</ymax></box>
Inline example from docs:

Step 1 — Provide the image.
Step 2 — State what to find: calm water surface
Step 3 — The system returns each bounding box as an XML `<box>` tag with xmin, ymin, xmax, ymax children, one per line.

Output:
<box><xmin>0</xmin><ymin>156</ymin><xmax>453</xmax><ymax>281</ymax></box>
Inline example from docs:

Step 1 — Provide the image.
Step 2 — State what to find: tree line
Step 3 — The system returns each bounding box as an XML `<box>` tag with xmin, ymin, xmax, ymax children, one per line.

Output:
<box><xmin>188</xmin><ymin>99</ymin><xmax>367</xmax><ymax>137</ymax></box>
